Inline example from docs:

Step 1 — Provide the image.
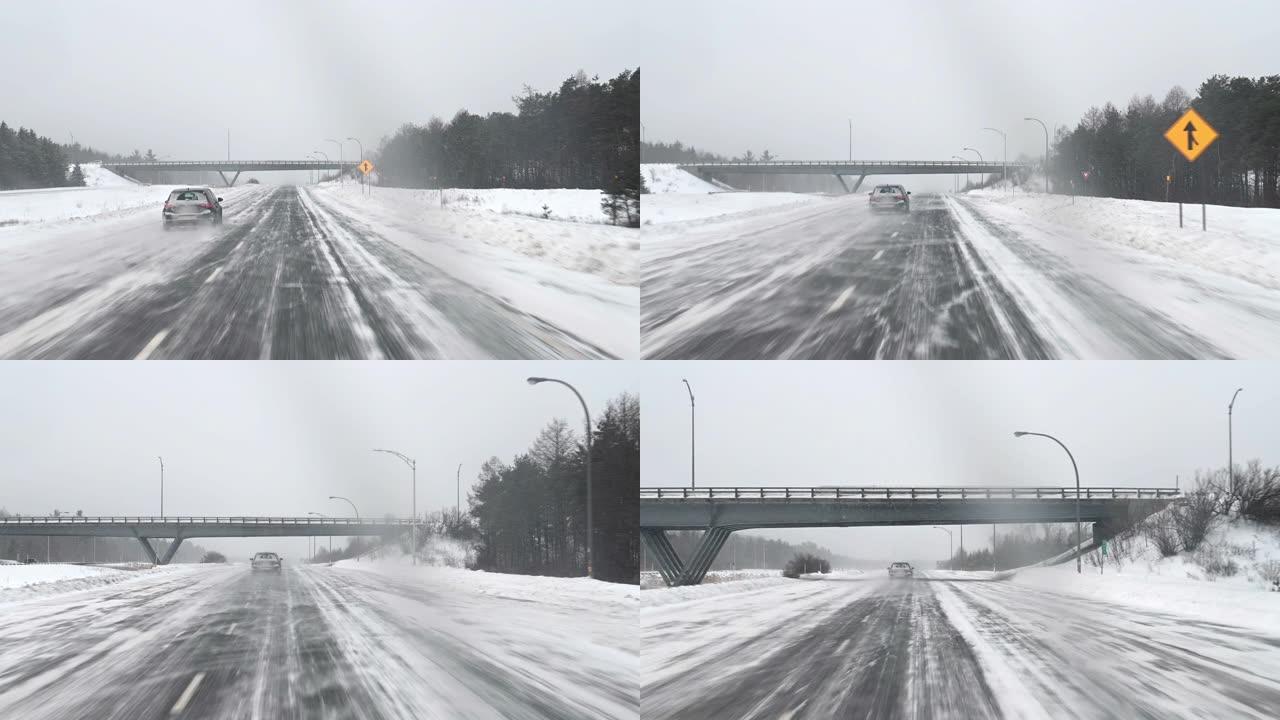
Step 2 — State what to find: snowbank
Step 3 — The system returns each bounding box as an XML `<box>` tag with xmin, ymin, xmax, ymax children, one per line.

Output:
<box><xmin>643</xmin><ymin>191</ymin><xmax>830</xmax><ymax>225</ymax></box>
<box><xmin>0</xmin><ymin>563</ymin><xmax>183</xmax><ymax>603</ymax></box>
<box><xmin>69</xmin><ymin>163</ymin><xmax>140</xmax><ymax>188</ymax></box>
<box><xmin>960</xmin><ymin>189</ymin><xmax>1280</xmax><ymax>291</ymax></box>
<box><xmin>334</xmin><ymin>557</ymin><xmax>638</xmax><ymax>609</ymax></box>
<box><xmin>1008</xmin><ymin>519</ymin><xmax>1280</xmax><ymax>634</ymax></box>
<box><xmin>0</xmin><ymin>183</ymin><xmax>188</xmax><ymax>226</ymax></box>
<box><xmin>643</xmin><ymin>163</ymin><xmax>721</xmax><ymax>194</ymax></box>
<box><xmin>311</xmin><ymin>183</ymin><xmax>636</xmax><ymax>285</ymax></box>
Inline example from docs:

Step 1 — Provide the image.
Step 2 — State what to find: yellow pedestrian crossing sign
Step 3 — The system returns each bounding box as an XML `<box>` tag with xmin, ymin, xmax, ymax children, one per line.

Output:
<box><xmin>358</xmin><ymin>159</ymin><xmax>374</xmax><ymax>175</ymax></box>
<box><xmin>1164</xmin><ymin>108</ymin><xmax>1218</xmax><ymax>162</ymax></box>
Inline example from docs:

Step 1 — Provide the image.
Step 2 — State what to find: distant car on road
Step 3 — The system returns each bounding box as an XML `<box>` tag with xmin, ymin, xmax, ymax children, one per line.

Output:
<box><xmin>869</xmin><ymin>184</ymin><xmax>911</xmax><ymax>213</ymax></box>
<box><xmin>162</xmin><ymin>187</ymin><xmax>223</xmax><ymax>229</ymax></box>
<box><xmin>888</xmin><ymin>561</ymin><xmax>914</xmax><ymax>579</ymax></box>
<box><xmin>251</xmin><ymin>552</ymin><xmax>282</xmax><ymax>572</ymax></box>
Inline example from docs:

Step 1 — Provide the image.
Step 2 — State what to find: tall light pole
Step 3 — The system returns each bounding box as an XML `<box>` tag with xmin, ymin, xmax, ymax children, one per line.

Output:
<box><xmin>1024</xmin><ymin>117</ymin><xmax>1050</xmax><ymax>194</ymax></box>
<box><xmin>347</xmin><ymin>137</ymin><xmax>364</xmax><ymax>193</ymax></box>
<box><xmin>326</xmin><ymin>138</ymin><xmax>343</xmax><ymax>183</ymax></box>
<box><xmin>1014</xmin><ymin>431</ymin><xmax>1082</xmax><ymax>573</ymax></box>
<box><xmin>963</xmin><ymin>147</ymin><xmax>984</xmax><ymax>188</ymax></box>
<box><xmin>682</xmin><ymin>379</ymin><xmax>695</xmax><ymax>488</ymax></box>
<box><xmin>313</xmin><ymin>151</ymin><xmax>330</xmax><ymax>184</ymax></box>
<box><xmin>982</xmin><ymin>128</ymin><xmax>1007</xmax><ymax>191</ymax></box>
<box><xmin>932</xmin><ymin>526</ymin><xmax>953</xmax><ymax>568</ymax></box>
<box><xmin>848</xmin><ymin>119</ymin><xmax>852</xmax><ymax>162</ymax></box>
<box><xmin>373</xmin><ymin>448</ymin><xmax>417</xmax><ymax>565</ymax></box>
<box><xmin>952</xmin><ymin>155</ymin><xmax>970</xmax><ymax>191</ymax></box>
<box><xmin>527</xmin><ymin>376</ymin><xmax>594</xmax><ymax>579</ymax></box>
<box><xmin>456</xmin><ymin>463</ymin><xmax>462</xmax><ymax>517</ymax></box>
<box><xmin>157</xmin><ymin>456</ymin><xmax>164</xmax><ymax>517</ymax></box>
<box><xmin>329</xmin><ymin>495</ymin><xmax>360</xmax><ymax>561</ymax></box>
<box><xmin>1229</xmin><ymin>388</ymin><xmax>1243</xmax><ymax>501</ymax></box>
<box><xmin>309</xmin><ymin>512</ymin><xmax>332</xmax><ymax>555</ymax></box>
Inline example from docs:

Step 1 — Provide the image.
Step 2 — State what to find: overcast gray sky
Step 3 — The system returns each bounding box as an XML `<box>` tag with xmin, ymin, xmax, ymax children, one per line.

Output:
<box><xmin>2</xmin><ymin>0</ymin><xmax>635</xmax><ymax>166</ymax></box>
<box><xmin>641</xmin><ymin>361</ymin><xmax>1277</xmax><ymax>565</ymax></box>
<box><xmin>640</xmin><ymin>0</ymin><xmax>1279</xmax><ymax>192</ymax></box>
<box><xmin>0</xmin><ymin>361</ymin><xmax>636</xmax><ymax>557</ymax></box>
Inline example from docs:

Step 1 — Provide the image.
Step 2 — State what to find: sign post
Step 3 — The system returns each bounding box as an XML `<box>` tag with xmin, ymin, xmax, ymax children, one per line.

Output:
<box><xmin>358</xmin><ymin>159</ymin><xmax>374</xmax><ymax>196</ymax></box>
<box><xmin>1163</xmin><ymin>108</ymin><xmax>1218</xmax><ymax>231</ymax></box>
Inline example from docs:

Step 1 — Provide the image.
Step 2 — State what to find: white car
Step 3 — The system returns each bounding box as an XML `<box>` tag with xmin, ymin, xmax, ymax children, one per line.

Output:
<box><xmin>869</xmin><ymin>184</ymin><xmax>911</xmax><ymax>213</ymax></box>
<box><xmin>251</xmin><ymin>552</ymin><xmax>282</xmax><ymax>572</ymax></box>
<box><xmin>888</xmin><ymin>561</ymin><xmax>914</xmax><ymax>579</ymax></box>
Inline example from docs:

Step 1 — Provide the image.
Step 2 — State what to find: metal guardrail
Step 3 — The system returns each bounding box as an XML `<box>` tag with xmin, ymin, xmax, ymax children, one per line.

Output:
<box><xmin>102</xmin><ymin>160</ymin><xmax>355</xmax><ymax>167</ymax></box>
<box><xmin>0</xmin><ymin>516</ymin><xmax>414</xmax><ymax>525</ymax></box>
<box><xmin>679</xmin><ymin>160</ymin><xmax>1029</xmax><ymax>169</ymax></box>
<box><xmin>641</xmin><ymin>487</ymin><xmax>1181</xmax><ymax>500</ymax></box>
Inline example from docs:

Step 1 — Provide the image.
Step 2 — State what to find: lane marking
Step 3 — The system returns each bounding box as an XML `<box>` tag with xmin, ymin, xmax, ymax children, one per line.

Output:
<box><xmin>825</xmin><ymin>286</ymin><xmax>855</xmax><ymax>315</ymax></box>
<box><xmin>891</xmin><ymin>231</ymin><xmax>900</xmax><ymax>238</ymax></box>
<box><xmin>134</xmin><ymin>329</ymin><xmax>170</xmax><ymax>360</ymax></box>
<box><xmin>170</xmin><ymin>672</ymin><xmax>205</xmax><ymax>715</ymax></box>
<box><xmin>203</xmin><ymin>266</ymin><xmax>224</xmax><ymax>285</ymax></box>
<box><xmin>226</xmin><ymin>623</ymin><xmax>236</xmax><ymax>634</ymax></box>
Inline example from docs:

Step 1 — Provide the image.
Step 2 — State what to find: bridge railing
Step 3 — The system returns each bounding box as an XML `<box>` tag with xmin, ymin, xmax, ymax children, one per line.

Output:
<box><xmin>641</xmin><ymin>487</ymin><xmax>1181</xmax><ymax>501</ymax></box>
<box><xmin>0</xmin><ymin>516</ymin><xmax>416</xmax><ymax>525</ymax></box>
<box><xmin>101</xmin><ymin>160</ymin><xmax>354</xmax><ymax>168</ymax></box>
<box><xmin>679</xmin><ymin>160</ymin><xmax>1029</xmax><ymax>169</ymax></box>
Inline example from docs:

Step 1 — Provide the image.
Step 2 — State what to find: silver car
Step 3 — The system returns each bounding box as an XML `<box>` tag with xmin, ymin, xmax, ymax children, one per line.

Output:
<box><xmin>869</xmin><ymin>184</ymin><xmax>911</xmax><ymax>213</ymax></box>
<box><xmin>162</xmin><ymin>187</ymin><xmax>223</xmax><ymax>229</ymax></box>
<box><xmin>888</xmin><ymin>561</ymin><xmax>914</xmax><ymax>579</ymax></box>
<box><xmin>251</xmin><ymin>552</ymin><xmax>282</xmax><ymax>572</ymax></box>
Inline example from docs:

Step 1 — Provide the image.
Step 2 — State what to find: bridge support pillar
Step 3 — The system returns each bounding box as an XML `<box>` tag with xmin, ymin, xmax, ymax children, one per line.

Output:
<box><xmin>642</xmin><ymin>527</ymin><xmax>734</xmax><ymax>586</ymax></box>
<box><xmin>217</xmin><ymin>170</ymin><xmax>242</xmax><ymax>187</ymax></box>
<box><xmin>851</xmin><ymin>174</ymin><xmax>867</xmax><ymax>192</ymax></box>
<box><xmin>131</xmin><ymin>531</ymin><xmax>160</xmax><ymax>565</ymax></box>
<box><xmin>834</xmin><ymin>174</ymin><xmax>851</xmax><ymax>193</ymax></box>
<box><xmin>159</xmin><ymin>531</ymin><xmax>185</xmax><ymax>565</ymax></box>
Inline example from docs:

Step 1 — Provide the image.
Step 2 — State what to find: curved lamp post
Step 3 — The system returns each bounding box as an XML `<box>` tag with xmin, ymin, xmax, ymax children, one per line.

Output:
<box><xmin>1014</xmin><ymin>431</ymin><xmax>1082</xmax><ymax>573</ymax></box>
<box><xmin>1229</xmin><ymin>388</ymin><xmax>1243</xmax><ymax>501</ymax></box>
<box><xmin>527</xmin><ymin>376</ymin><xmax>594</xmax><ymax>579</ymax></box>
<box><xmin>932</xmin><ymin>526</ymin><xmax>953</xmax><ymax>569</ymax></box>
<box><xmin>1024</xmin><ymin>117</ymin><xmax>1050</xmax><ymax>193</ymax></box>
<box><xmin>982</xmin><ymin>127</ymin><xmax>1007</xmax><ymax>191</ymax></box>
<box><xmin>682</xmin><ymin>379</ymin><xmax>695</xmax><ymax>488</ymax></box>
<box><xmin>325</xmin><ymin>138</ymin><xmax>343</xmax><ymax>183</ymax></box>
<box><xmin>963</xmin><ymin>147</ymin><xmax>984</xmax><ymax>187</ymax></box>
<box><xmin>373</xmin><ymin>448</ymin><xmax>417</xmax><ymax>565</ymax></box>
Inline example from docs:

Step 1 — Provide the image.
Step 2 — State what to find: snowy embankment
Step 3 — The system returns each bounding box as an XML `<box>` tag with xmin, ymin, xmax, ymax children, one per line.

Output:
<box><xmin>642</xmin><ymin>163</ymin><xmax>829</xmax><ymax>225</ymax></box>
<box><xmin>0</xmin><ymin>563</ymin><xmax>177</xmax><ymax>603</ymax></box>
<box><xmin>1007</xmin><ymin>518</ymin><xmax>1280</xmax><ymax>634</ymax></box>
<box><xmin>312</xmin><ymin>182</ymin><xmax>636</xmax><ymax>284</ymax></box>
<box><xmin>0</xmin><ymin>164</ymin><xmax>163</xmax><ymax>226</ymax></box>
<box><xmin>336</xmin><ymin>554</ymin><xmax>638</xmax><ymax>610</ymax></box>
<box><xmin>962</xmin><ymin>188</ymin><xmax>1280</xmax><ymax>291</ymax></box>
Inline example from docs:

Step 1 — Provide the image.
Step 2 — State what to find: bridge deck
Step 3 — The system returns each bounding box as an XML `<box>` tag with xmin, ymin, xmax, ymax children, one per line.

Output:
<box><xmin>0</xmin><ymin>516</ymin><xmax>415</xmax><ymax>538</ymax></box>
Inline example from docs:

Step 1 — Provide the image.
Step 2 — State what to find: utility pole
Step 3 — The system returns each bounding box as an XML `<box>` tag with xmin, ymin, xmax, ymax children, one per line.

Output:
<box><xmin>226</xmin><ymin>130</ymin><xmax>230</xmax><ymax>161</ymax></box>
<box><xmin>848</xmin><ymin>119</ymin><xmax>852</xmax><ymax>162</ymax></box>
<box><xmin>456</xmin><ymin>463</ymin><xmax>462</xmax><ymax>516</ymax></box>
<box><xmin>158</xmin><ymin>456</ymin><xmax>164</xmax><ymax>517</ymax></box>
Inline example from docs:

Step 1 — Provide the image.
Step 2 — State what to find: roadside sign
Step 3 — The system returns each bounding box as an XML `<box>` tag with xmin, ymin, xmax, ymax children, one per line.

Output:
<box><xmin>358</xmin><ymin>159</ymin><xmax>374</xmax><ymax>175</ymax></box>
<box><xmin>1164</xmin><ymin>108</ymin><xmax>1218</xmax><ymax>162</ymax></box>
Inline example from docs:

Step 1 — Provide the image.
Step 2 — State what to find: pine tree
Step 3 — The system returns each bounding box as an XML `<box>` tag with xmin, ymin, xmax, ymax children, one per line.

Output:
<box><xmin>68</xmin><ymin>162</ymin><xmax>86</xmax><ymax>186</ymax></box>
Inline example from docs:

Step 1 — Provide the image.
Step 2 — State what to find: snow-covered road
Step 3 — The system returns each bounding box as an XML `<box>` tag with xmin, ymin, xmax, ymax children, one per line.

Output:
<box><xmin>0</xmin><ymin>185</ymin><xmax>633</xmax><ymax>358</ymax></box>
<box><xmin>641</xmin><ymin>573</ymin><xmax>1280</xmax><ymax>719</ymax></box>
<box><xmin>641</xmin><ymin>192</ymin><xmax>1280</xmax><ymax>358</ymax></box>
<box><xmin>0</xmin><ymin>563</ymin><xmax>637</xmax><ymax>720</ymax></box>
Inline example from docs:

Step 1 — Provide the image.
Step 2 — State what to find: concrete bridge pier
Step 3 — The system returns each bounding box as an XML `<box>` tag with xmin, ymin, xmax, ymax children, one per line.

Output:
<box><xmin>216</xmin><ymin>171</ymin><xmax>242</xmax><ymax>187</ymax></box>
<box><xmin>130</xmin><ymin>528</ymin><xmax>186</xmax><ymax>565</ymax></box>
<box><xmin>642</xmin><ymin>527</ymin><xmax>735</xmax><ymax>586</ymax></box>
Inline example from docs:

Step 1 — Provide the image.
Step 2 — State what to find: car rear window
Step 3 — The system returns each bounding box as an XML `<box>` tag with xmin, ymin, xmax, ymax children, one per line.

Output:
<box><xmin>879</xmin><ymin>187</ymin><xmax>896</xmax><ymax>194</ymax></box>
<box><xmin>170</xmin><ymin>190</ymin><xmax>204</xmax><ymax>202</ymax></box>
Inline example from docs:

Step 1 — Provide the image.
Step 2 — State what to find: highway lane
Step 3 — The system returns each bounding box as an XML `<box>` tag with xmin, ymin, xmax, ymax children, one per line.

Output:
<box><xmin>0</xmin><ymin>185</ymin><xmax>613</xmax><ymax>359</ymax></box>
<box><xmin>641</xmin><ymin>193</ymin><xmax>1280</xmax><ymax>359</ymax></box>
<box><xmin>0</xmin><ymin>564</ymin><xmax>636</xmax><ymax>720</ymax></box>
<box><xmin>641</xmin><ymin>573</ymin><xmax>1280</xmax><ymax>719</ymax></box>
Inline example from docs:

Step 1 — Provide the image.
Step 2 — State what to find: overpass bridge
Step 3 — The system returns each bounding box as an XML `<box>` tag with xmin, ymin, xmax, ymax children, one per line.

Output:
<box><xmin>102</xmin><ymin>160</ymin><xmax>357</xmax><ymax>187</ymax></box>
<box><xmin>0</xmin><ymin>515</ymin><xmax>415</xmax><ymax>565</ymax></box>
<box><xmin>678</xmin><ymin>160</ymin><xmax>1032</xmax><ymax>193</ymax></box>
<box><xmin>640</xmin><ymin>486</ymin><xmax>1179</xmax><ymax>586</ymax></box>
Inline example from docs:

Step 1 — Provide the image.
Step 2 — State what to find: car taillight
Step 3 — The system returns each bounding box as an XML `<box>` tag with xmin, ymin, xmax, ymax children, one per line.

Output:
<box><xmin>198</xmin><ymin>202</ymin><xmax>213</xmax><ymax>210</ymax></box>
<box><xmin>163</xmin><ymin>202</ymin><xmax>174</xmax><ymax>210</ymax></box>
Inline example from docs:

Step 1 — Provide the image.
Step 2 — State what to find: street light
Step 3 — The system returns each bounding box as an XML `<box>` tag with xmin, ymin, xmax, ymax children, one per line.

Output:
<box><xmin>952</xmin><ymin>155</ymin><xmax>969</xmax><ymax>192</ymax></box>
<box><xmin>982</xmin><ymin>127</ymin><xmax>1007</xmax><ymax>192</ymax></box>
<box><xmin>963</xmin><ymin>147</ymin><xmax>984</xmax><ymax>188</ymax></box>
<box><xmin>527</xmin><ymin>376</ymin><xmax>594</xmax><ymax>579</ymax></box>
<box><xmin>328</xmin><ymin>495</ymin><xmax>360</xmax><ymax>561</ymax></box>
<box><xmin>1229</xmin><ymin>388</ymin><xmax>1243</xmax><ymax>501</ymax></box>
<box><xmin>682</xmin><ymin>379</ymin><xmax>695</xmax><ymax>488</ymax></box>
<box><xmin>312</xmin><ymin>151</ymin><xmax>330</xmax><ymax>184</ymax></box>
<box><xmin>1014</xmin><ymin>431</ymin><xmax>1082</xmax><ymax>573</ymax></box>
<box><xmin>347</xmin><ymin>137</ymin><xmax>365</xmax><ymax>193</ymax></box>
<box><xmin>325</xmin><ymin>138</ymin><xmax>343</xmax><ymax>183</ymax></box>
<box><xmin>373</xmin><ymin>448</ymin><xmax>417</xmax><ymax>565</ymax></box>
<box><xmin>932</xmin><ymin>526</ymin><xmax>953</xmax><ymax>568</ymax></box>
<box><xmin>309</xmin><ymin>512</ymin><xmax>332</xmax><ymax>556</ymax></box>
<box><xmin>1024</xmin><ymin>117</ymin><xmax>1050</xmax><ymax>194</ymax></box>
<box><xmin>157</xmin><ymin>453</ymin><xmax>165</xmax><ymax>515</ymax></box>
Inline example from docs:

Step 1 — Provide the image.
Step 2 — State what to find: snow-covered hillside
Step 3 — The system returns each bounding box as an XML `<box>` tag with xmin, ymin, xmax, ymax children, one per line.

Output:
<box><xmin>641</xmin><ymin>163</ymin><xmax>829</xmax><ymax>225</ymax></box>
<box><xmin>71</xmin><ymin>162</ymin><xmax>140</xmax><ymax>187</ymax></box>
<box><xmin>1</xmin><ymin>164</ymin><xmax>183</xmax><ymax>225</ymax></box>
<box><xmin>644</xmin><ymin>163</ymin><xmax>721</xmax><ymax>194</ymax></box>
